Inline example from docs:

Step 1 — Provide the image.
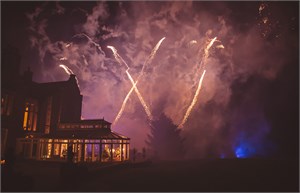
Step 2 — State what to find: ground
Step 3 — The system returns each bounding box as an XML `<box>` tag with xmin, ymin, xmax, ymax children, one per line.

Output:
<box><xmin>1</xmin><ymin>158</ymin><xmax>299</xmax><ymax>192</ymax></box>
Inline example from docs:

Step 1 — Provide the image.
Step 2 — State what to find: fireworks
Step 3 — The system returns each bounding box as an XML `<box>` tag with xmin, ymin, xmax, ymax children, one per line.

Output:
<box><xmin>179</xmin><ymin>37</ymin><xmax>217</xmax><ymax>128</ymax></box>
<box><xmin>179</xmin><ymin>70</ymin><xmax>206</xmax><ymax>128</ymax></box>
<box><xmin>216</xmin><ymin>45</ymin><xmax>225</xmax><ymax>49</ymax></box>
<box><xmin>65</xmin><ymin>43</ymin><xmax>72</xmax><ymax>48</ymax></box>
<box><xmin>59</xmin><ymin>64</ymin><xmax>74</xmax><ymax>75</ymax></box>
<box><xmin>59</xmin><ymin>57</ymin><xmax>68</xmax><ymax>61</ymax></box>
<box><xmin>126</xmin><ymin>70</ymin><xmax>152</xmax><ymax>120</ymax></box>
<box><xmin>73</xmin><ymin>33</ymin><xmax>105</xmax><ymax>55</ymax></box>
<box><xmin>114</xmin><ymin>79</ymin><xmax>137</xmax><ymax>125</ymax></box>
<box><xmin>140</xmin><ymin>37</ymin><xmax>165</xmax><ymax>76</ymax></box>
<box><xmin>108</xmin><ymin>37</ymin><xmax>165</xmax><ymax>125</ymax></box>
<box><xmin>107</xmin><ymin>46</ymin><xmax>130</xmax><ymax>69</ymax></box>
<box><xmin>202</xmin><ymin>37</ymin><xmax>217</xmax><ymax>68</ymax></box>
<box><xmin>107</xmin><ymin>46</ymin><xmax>152</xmax><ymax>123</ymax></box>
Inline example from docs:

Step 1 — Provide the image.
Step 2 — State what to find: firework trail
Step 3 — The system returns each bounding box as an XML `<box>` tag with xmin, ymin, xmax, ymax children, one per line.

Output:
<box><xmin>216</xmin><ymin>45</ymin><xmax>225</xmax><ymax>49</ymax></box>
<box><xmin>59</xmin><ymin>64</ymin><xmax>80</xmax><ymax>88</ymax></box>
<box><xmin>108</xmin><ymin>37</ymin><xmax>165</xmax><ymax>125</ymax></box>
<box><xmin>107</xmin><ymin>46</ymin><xmax>152</xmax><ymax>123</ymax></box>
<box><xmin>179</xmin><ymin>70</ymin><xmax>206</xmax><ymax>128</ymax></box>
<box><xmin>59</xmin><ymin>57</ymin><xmax>68</xmax><ymax>61</ymax></box>
<box><xmin>125</xmin><ymin>70</ymin><xmax>153</xmax><ymax>120</ymax></box>
<box><xmin>201</xmin><ymin>37</ymin><xmax>217</xmax><ymax>70</ymax></box>
<box><xmin>113</xmin><ymin>77</ymin><xmax>138</xmax><ymax>125</ymax></box>
<box><xmin>59</xmin><ymin>64</ymin><xmax>74</xmax><ymax>75</ymax></box>
<box><xmin>73</xmin><ymin>33</ymin><xmax>105</xmax><ymax>55</ymax></box>
<box><xmin>107</xmin><ymin>46</ymin><xmax>130</xmax><ymax>69</ymax></box>
<box><xmin>82</xmin><ymin>55</ymin><xmax>89</xmax><ymax>66</ymax></box>
<box><xmin>179</xmin><ymin>37</ymin><xmax>217</xmax><ymax>128</ymax></box>
<box><xmin>140</xmin><ymin>37</ymin><xmax>165</xmax><ymax>76</ymax></box>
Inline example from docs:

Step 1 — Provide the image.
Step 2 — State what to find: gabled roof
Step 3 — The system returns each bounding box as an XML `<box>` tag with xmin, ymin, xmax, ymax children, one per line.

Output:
<box><xmin>33</xmin><ymin>75</ymin><xmax>80</xmax><ymax>96</ymax></box>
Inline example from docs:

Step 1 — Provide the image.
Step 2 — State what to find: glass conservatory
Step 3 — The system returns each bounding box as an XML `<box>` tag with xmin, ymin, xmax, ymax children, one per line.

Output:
<box><xmin>16</xmin><ymin>120</ymin><xmax>130</xmax><ymax>162</ymax></box>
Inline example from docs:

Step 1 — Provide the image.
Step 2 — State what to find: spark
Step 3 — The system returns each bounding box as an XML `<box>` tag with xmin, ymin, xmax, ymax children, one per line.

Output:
<box><xmin>188</xmin><ymin>40</ymin><xmax>198</xmax><ymax>47</ymax></box>
<box><xmin>259</xmin><ymin>3</ymin><xmax>266</xmax><ymax>15</ymax></box>
<box><xmin>262</xmin><ymin>17</ymin><xmax>269</xmax><ymax>24</ymax></box>
<box><xmin>73</xmin><ymin>33</ymin><xmax>105</xmax><ymax>55</ymax></box>
<box><xmin>179</xmin><ymin>70</ymin><xmax>206</xmax><ymax>128</ymax></box>
<box><xmin>82</xmin><ymin>55</ymin><xmax>89</xmax><ymax>66</ymax></box>
<box><xmin>216</xmin><ymin>45</ymin><xmax>225</xmax><ymax>49</ymax></box>
<box><xmin>59</xmin><ymin>57</ymin><xmax>68</xmax><ymax>61</ymax></box>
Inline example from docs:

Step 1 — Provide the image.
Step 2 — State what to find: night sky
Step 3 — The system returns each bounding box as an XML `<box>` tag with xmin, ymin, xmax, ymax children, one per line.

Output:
<box><xmin>1</xmin><ymin>1</ymin><xmax>299</xmax><ymax>158</ymax></box>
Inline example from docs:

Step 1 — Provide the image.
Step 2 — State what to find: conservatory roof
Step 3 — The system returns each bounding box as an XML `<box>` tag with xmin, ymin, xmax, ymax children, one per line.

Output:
<box><xmin>38</xmin><ymin>130</ymin><xmax>129</xmax><ymax>140</ymax></box>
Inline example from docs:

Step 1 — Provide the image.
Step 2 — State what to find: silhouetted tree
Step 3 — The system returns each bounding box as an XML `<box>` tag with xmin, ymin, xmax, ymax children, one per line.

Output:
<box><xmin>142</xmin><ymin>147</ymin><xmax>146</xmax><ymax>160</ymax></box>
<box><xmin>146</xmin><ymin>113</ymin><xmax>185</xmax><ymax>160</ymax></box>
<box><xmin>132</xmin><ymin>148</ymin><xmax>137</xmax><ymax>162</ymax></box>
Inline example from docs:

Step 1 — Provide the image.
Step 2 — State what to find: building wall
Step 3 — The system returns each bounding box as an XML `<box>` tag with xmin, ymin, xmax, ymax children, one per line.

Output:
<box><xmin>60</xmin><ymin>89</ymin><xmax>82</xmax><ymax>123</ymax></box>
<box><xmin>1</xmin><ymin>48</ymin><xmax>83</xmax><ymax>156</ymax></box>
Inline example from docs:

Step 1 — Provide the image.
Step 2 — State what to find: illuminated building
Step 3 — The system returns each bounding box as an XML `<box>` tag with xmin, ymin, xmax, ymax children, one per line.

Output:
<box><xmin>1</xmin><ymin>45</ymin><xmax>130</xmax><ymax>162</ymax></box>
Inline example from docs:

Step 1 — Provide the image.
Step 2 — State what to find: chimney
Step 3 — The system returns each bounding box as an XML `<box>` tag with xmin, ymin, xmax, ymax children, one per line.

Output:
<box><xmin>68</xmin><ymin>74</ymin><xmax>80</xmax><ymax>91</ymax></box>
<box><xmin>68</xmin><ymin>74</ymin><xmax>76</xmax><ymax>82</ymax></box>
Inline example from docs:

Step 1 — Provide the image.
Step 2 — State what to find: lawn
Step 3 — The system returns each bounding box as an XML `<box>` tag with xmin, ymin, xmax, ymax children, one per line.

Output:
<box><xmin>1</xmin><ymin>158</ymin><xmax>299</xmax><ymax>192</ymax></box>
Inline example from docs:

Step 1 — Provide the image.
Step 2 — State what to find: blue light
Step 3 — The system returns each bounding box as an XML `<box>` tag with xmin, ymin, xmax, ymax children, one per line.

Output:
<box><xmin>234</xmin><ymin>142</ymin><xmax>256</xmax><ymax>158</ymax></box>
<box><xmin>235</xmin><ymin>146</ymin><xmax>247</xmax><ymax>158</ymax></box>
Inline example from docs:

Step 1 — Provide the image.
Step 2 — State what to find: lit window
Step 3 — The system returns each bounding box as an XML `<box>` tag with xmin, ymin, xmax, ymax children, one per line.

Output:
<box><xmin>44</xmin><ymin>96</ymin><xmax>52</xmax><ymax>134</ymax></box>
<box><xmin>23</xmin><ymin>99</ymin><xmax>38</xmax><ymax>131</ymax></box>
<box><xmin>54</xmin><ymin>144</ymin><xmax>60</xmax><ymax>155</ymax></box>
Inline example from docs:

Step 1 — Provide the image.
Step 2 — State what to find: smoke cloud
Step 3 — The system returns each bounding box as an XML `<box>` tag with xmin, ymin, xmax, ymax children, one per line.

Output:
<box><xmin>25</xmin><ymin>2</ymin><xmax>298</xmax><ymax>157</ymax></box>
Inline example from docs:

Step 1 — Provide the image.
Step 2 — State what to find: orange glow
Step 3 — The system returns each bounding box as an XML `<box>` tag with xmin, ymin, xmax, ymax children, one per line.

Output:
<box><xmin>23</xmin><ymin>111</ymin><xmax>28</xmax><ymax>129</ymax></box>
